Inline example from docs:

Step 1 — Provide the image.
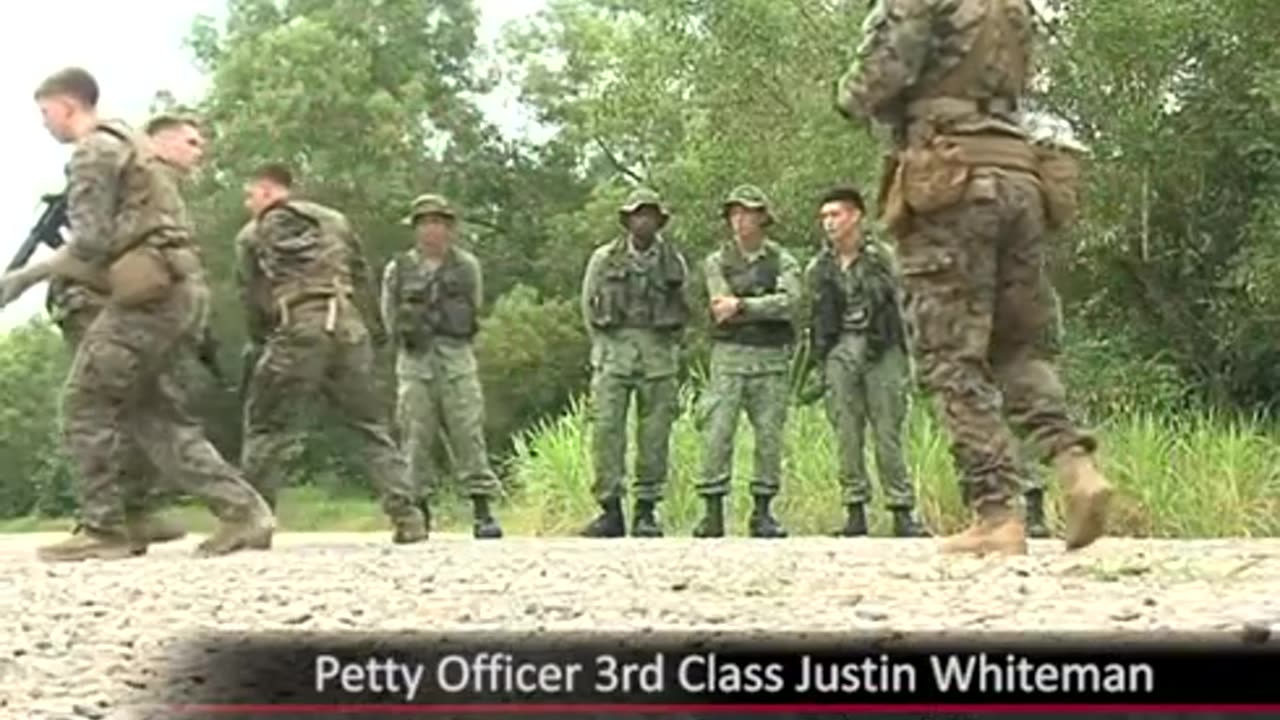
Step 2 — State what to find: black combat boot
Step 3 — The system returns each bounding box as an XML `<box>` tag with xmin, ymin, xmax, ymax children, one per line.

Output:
<box><xmin>748</xmin><ymin>495</ymin><xmax>787</xmax><ymax>538</ymax></box>
<box><xmin>1025</xmin><ymin>490</ymin><xmax>1050</xmax><ymax>539</ymax></box>
<box><xmin>472</xmin><ymin>496</ymin><xmax>503</xmax><ymax>539</ymax></box>
<box><xmin>581</xmin><ymin>498</ymin><xmax>625</xmax><ymax>538</ymax></box>
<box><xmin>839</xmin><ymin>503</ymin><xmax>868</xmax><ymax>537</ymax></box>
<box><xmin>631</xmin><ymin>499</ymin><xmax>663</xmax><ymax>538</ymax></box>
<box><xmin>692</xmin><ymin>496</ymin><xmax>725</xmax><ymax>538</ymax></box>
<box><xmin>891</xmin><ymin>508</ymin><xmax>930</xmax><ymax>537</ymax></box>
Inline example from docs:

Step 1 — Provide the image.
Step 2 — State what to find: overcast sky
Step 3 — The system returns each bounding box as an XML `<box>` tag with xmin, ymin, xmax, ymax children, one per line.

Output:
<box><xmin>0</xmin><ymin>0</ymin><xmax>547</xmax><ymax>330</ymax></box>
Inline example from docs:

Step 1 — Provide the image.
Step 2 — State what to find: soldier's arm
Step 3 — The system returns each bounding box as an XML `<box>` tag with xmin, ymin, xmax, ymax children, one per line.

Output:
<box><xmin>341</xmin><ymin>222</ymin><xmax>387</xmax><ymax>342</ymax></box>
<box><xmin>801</xmin><ymin>255</ymin><xmax>821</xmax><ymax>328</ymax></box>
<box><xmin>835</xmin><ymin>0</ymin><xmax>933</xmax><ymax>123</ymax></box>
<box><xmin>234</xmin><ymin>224</ymin><xmax>271</xmax><ymax>345</ymax></box>
<box><xmin>379</xmin><ymin>257</ymin><xmax>399</xmax><ymax>345</ymax></box>
<box><xmin>580</xmin><ymin>248</ymin><xmax>603</xmax><ymax>335</ymax></box>
<box><xmin>63</xmin><ymin>132</ymin><xmax>129</xmax><ymax>265</ymax></box>
<box><xmin>738</xmin><ymin>251</ymin><xmax>802</xmax><ymax>322</ymax></box>
<box><xmin>469</xmin><ymin>251</ymin><xmax>485</xmax><ymax>311</ymax></box>
<box><xmin>703</xmin><ymin>252</ymin><xmax>731</xmax><ymax>298</ymax></box>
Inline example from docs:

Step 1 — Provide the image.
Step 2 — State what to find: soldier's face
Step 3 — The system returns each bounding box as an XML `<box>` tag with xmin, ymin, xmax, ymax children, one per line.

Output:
<box><xmin>626</xmin><ymin>207</ymin><xmax>662</xmax><ymax>239</ymax></box>
<box><xmin>820</xmin><ymin>201</ymin><xmax>861</xmax><ymax>244</ymax></box>
<box><xmin>36</xmin><ymin>96</ymin><xmax>76</xmax><ymax>143</ymax></box>
<box><xmin>415</xmin><ymin>215</ymin><xmax>454</xmax><ymax>249</ymax></box>
<box><xmin>243</xmin><ymin>180</ymin><xmax>275</xmax><ymax>214</ymax></box>
<box><xmin>154</xmin><ymin>124</ymin><xmax>206</xmax><ymax>172</ymax></box>
<box><xmin>728</xmin><ymin>205</ymin><xmax>767</xmax><ymax>240</ymax></box>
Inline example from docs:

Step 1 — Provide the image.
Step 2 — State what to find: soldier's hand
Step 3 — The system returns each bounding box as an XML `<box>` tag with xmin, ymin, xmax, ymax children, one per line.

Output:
<box><xmin>0</xmin><ymin>268</ymin><xmax>38</xmax><ymax>308</ymax></box>
<box><xmin>710</xmin><ymin>295</ymin><xmax>742</xmax><ymax>324</ymax></box>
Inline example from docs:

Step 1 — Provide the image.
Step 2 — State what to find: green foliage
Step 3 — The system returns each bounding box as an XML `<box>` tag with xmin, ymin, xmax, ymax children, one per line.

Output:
<box><xmin>0</xmin><ymin>320</ymin><xmax>75</xmax><ymax>518</ymax></box>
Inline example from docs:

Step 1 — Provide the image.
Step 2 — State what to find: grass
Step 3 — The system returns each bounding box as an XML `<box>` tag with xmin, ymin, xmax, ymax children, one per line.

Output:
<box><xmin>3</xmin><ymin>391</ymin><xmax>1278</xmax><ymax>539</ymax></box>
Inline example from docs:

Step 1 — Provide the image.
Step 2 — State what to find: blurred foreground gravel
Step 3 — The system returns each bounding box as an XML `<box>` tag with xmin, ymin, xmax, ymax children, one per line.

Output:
<box><xmin>1</xmin><ymin>532</ymin><xmax>1278</xmax><ymax>719</ymax></box>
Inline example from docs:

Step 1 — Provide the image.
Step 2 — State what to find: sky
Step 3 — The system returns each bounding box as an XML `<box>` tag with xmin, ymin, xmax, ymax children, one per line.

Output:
<box><xmin>0</xmin><ymin>0</ymin><xmax>547</xmax><ymax>331</ymax></box>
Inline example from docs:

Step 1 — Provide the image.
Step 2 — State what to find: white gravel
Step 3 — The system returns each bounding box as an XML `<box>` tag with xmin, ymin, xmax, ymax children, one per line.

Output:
<box><xmin>2</xmin><ymin>533</ymin><xmax>1278</xmax><ymax>719</ymax></box>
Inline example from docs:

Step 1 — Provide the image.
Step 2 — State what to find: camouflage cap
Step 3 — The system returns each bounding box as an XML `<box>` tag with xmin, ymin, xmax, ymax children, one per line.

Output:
<box><xmin>402</xmin><ymin>193</ymin><xmax>458</xmax><ymax>225</ymax></box>
<box><xmin>722</xmin><ymin>184</ymin><xmax>774</xmax><ymax>224</ymax></box>
<box><xmin>618</xmin><ymin>186</ymin><xmax>670</xmax><ymax>227</ymax></box>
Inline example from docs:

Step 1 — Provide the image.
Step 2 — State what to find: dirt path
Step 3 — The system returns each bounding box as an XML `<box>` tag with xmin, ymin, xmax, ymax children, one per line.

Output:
<box><xmin>2</xmin><ymin>533</ymin><xmax>1278</xmax><ymax>718</ymax></box>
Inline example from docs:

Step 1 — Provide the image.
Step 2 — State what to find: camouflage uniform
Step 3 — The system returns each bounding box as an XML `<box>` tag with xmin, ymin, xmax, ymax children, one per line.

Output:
<box><xmin>38</xmin><ymin>120</ymin><xmax>272</xmax><ymax>562</ymax></box>
<box><xmin>381</xmin><ymin>194</ymin><xmax>502</xmax><ymax>539</ymax></box>
<box><xmin>836</xmin><ymin>0</ymin><xmax>1112</xmax><ymax>554</ymax></box>
<box><xmin>579</xmin><ymin>188</ymin><xmax>690</xmax><ymax>538</ymax></box>
<box><xmin>695</xmin><ymin>185</ymin><xmax>799</xmax><ymax>538</ymax></box>
<box><xmin>803</xmin><ymin>234</ymin><xmax>927</xmax><ymax>537</ymax></box>
<box><xmin>237</xmin><ymin>196</ymin><xmax>424</xmax><ymax>542</ymax></box>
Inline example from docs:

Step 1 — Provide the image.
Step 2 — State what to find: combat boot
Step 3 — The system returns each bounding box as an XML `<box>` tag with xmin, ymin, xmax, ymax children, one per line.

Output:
<box><xmin>392</xmin><ymin>506</ymin><xmax>429</xmax><ymax>544</ymax></box>
<box><xmin>631</xmin><ymin>499</ymin><xmax>663</xmax><ymax>538</ymax></box>
<box><xmin>1053</xmin><ymin>446</ymin><xmax>1113</xmax><ymax>550</ymax></box>
<box><xmin>892</xmin><ymin>508</ymin><xmax>930</xmax><ymax>537</ymax></box>
<box><xmin>938</xmin><ymin>503</ymin><xmax>1027</xmax><ymax>556</ymax></box>
<box><xmin>195</xmin><ymin>499</ymin><xmax>276</xmax><ymax>557</ymax></box>
<box><xmin>471</xmin><ymin>496</ymin><xmax>502</xmax><ymax>540</ymax></box>
<box><xmin>692</xmin><ymin>496</ymin><xmax>725</xmax><ymax>538</ymax></box>
<box><xmin>36</xmin><ymin>524</ymin><xmax>136</xmax><ymax>563</ymax></box>
<box><xmin>1025</xmin><ymin>490</ymin><xmax>1050</xmax><ymax>539</ymax></box>
<box><xmin>581</xmin><ymin>498</ymin><xmax>625</xmax><ymax>538</ymax></box>
<box><xmin>124</xmin><ymin>511</ymin><xmax>188</xmax><ymax>555</ymax></box>
<box><xmin>748</xmin><ymin>495</ymin><xmax>787</xmax><ymax>539</ymax></box>
<box><xmin>838</xmin><ymin>503</ymin><xmax>867</xmax><ymax>537</ymax></box>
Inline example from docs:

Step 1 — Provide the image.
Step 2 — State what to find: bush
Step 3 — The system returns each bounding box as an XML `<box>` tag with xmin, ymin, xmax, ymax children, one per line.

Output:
<box><xmin>0</xmin><ymin>319</ymin><xmax>75</xmax><ymax>518</ymax></box>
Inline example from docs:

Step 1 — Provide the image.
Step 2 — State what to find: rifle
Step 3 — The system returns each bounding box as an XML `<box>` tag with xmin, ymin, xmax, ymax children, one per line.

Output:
<box><xmin>8</xmin><ymin>193</ymin><xmax>68</xmax><ymax>272</ymax></box>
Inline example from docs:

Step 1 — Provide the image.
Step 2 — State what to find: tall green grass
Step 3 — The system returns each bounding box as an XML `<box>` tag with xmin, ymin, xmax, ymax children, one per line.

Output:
<box><xmin>506</xmin><ymin>387</ymin><xmax>1280</xmax><ymax>538</ymax></box>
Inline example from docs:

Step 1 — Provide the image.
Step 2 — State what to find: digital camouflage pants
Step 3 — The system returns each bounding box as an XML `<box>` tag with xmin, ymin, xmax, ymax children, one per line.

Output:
<box><xmin>62</xmin><ymin>281</ymin><xmax>264</xmax><ymax>533</ymax></box>
<box><xmin>696</xmin><ymin>368</ymin><xmax>788</xmax><ymax>498</ymax></box>
<box><xmin>241</xmin><ymin>301</ymin><xmax>415</xmax><ymax>519</ymax></box>
<box><xmin>590</xmin><ymin>371</ymin><xmax>679</xmax><ymax>503</ymax></box>
<box><xmin>894</xmin><ymin>167</ymin><xmax>1094</xmax><ymax>510</ymax></box>
<box><xmin>396</xmin><ymin>370</ymin><xmax>501</xmax><ymax>500</ymax></box>
<box><xmin>823</xmin><ymin>341</ymin><xmax>916</xmax><ymax>508</ymax></box>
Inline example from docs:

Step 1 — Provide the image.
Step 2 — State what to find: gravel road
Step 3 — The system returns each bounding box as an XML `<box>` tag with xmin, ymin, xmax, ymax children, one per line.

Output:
<box><xmin>2</xmin><ymin>532</ymin><xmax>1279</xmax><ymax>719</ymax></box>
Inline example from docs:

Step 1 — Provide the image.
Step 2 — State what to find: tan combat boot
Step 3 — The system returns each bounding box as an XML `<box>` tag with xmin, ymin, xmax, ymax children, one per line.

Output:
<box><xmin>195</xmin><ymin>499</ymin><xmax>276</xmax><ymax>558</ymax></box>
<box><xmin>1053</xmin><ymin>446</ymin><xmax>1113</xmax><ymax>550</ymax></box>
<box><xmin>124</xmin><ymin>512</ymin><xmax>189</xmax><ymax>555</ymax></box>
<box><xmin>36</xmin><ymin>525</ymin><xmax>136</xmax><ymax>563</ymax></box>
<box><xmin>392</xmin><ymin>507</ymin><xmax>428</xmax><ymax>544</ymax></box>
<box><xmin>938</xmin><ymin>504</ymin><xmax>1028</xmax><ymax>556</ymax></box>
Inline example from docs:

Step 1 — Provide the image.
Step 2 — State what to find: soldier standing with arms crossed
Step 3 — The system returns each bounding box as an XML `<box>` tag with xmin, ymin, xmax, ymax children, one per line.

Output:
<box><xmin>695</xmin><ymin>185</ymin><xmax>799</xmax><ymax>539</ymax></box>
<box><xmin>0</xmin><ymin>67</ymin><xmax>273</xmax><ymax>561</ymax></box>
<box><xmin>835</xmin><ymin>0</ymin><xmax>1112</xmax><ymax>554</ymax></box>
<box><xmin>580</xmin><ymin>188</ymin><xmax>690</xmax><ymax>538</ymax></box>
<box><xmin>236</xmin><ymin>164</ymin><xmax>423</xmax><ymax>543</ymax></box>
<box><xmin>380</xmin><ymin>194</ymin><xmax>503</xmax><ymax>539</ymax></box>
<box><xmin>805</xmin><ymin>185</ymin><xmax>928</xmax><ymax>538</ymax></box>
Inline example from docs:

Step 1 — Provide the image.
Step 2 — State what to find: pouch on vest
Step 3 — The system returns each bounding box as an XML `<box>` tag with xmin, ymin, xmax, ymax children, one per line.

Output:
<box><xmin>1034</xmin><ymin>145</ymin><xmax>1081</xmax><ymax>231</ymax></box>
<box><xmin>108</xmin><ymin>245</ymin><xmax>173</xmax><ymax>306</ymax></box>
<box><xmin>900</xmin><ymin>137</ymin><xmax>971</xmax><ymax>215</ymax></box>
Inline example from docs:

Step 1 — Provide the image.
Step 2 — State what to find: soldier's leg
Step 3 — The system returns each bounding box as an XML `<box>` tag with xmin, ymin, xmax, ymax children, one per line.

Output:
<box><xmin>742</xmin><ymin>371</ymin><xmax>789</xmax><ymax>538</ymax></box>
<box><xmin>864</xmin><ymin>347</ymin><xmax>928</xmax><ymax>537</ymax></box>
<box><xmin>694</xmin><ymin>367</ymin><xmax>744</xmax><ymax>537</ymax></box>
<box><xmin>823</xmin><ymin>352</ymin><xmax>870</xmax><ymax>536</ymax></box>
<box><xmin>240</xmin><ymin>337</ymin><xmax>318</xmax><ymax>512</ymax></box>
<box><xmin>989</xmin><ymin>175</ymin><xmax>1110</xmax><ymax>550</ymax></box>
<box><xmin>438</xmin><ymin>372</ymin><xmax>503</xmax><ymax>539</ymax></box>
<box><xmin>897</xmin><ymin>178</ymin><xmax>1027</xmax><ymax>555</ymax></box>
<box><xmin>630</xmin><ymin>373</ymin><xmax>679</xmax><ymax>537</ymax></box>
<box><xmin>583</xmin><ymin>371</ymin><xmax>632</xmax><ymax>537</ymax></box>
<box><xmin>327</xmin><ymin>339</ymin><xmax>424</xmax><ymax>542</ymax></box>
<box><xmin>395</xmin><ymin>376</ymin><xmax>439</xmax><ymax>503</ymax></box>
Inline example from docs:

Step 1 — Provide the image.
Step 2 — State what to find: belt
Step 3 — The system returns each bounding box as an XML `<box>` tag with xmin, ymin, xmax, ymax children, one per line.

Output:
<box><xmin>274</xmin><ymin>282</ymin><xmax>353</xmax><ymax>333</ymax></box>
<box><xmin>906</xmin><ymin>96</ymin><xmax>1018</xmax><ymax>120</ymax></box>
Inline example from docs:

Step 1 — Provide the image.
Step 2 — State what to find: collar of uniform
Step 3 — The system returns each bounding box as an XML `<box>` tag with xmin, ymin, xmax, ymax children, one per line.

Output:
<box><xmin>626</xmin><ymin>234</ymin><xmax>663</xmax><ymax>257</ymax></box>
<box><xmin>733</xmin><ymin>238</ymin><xmax>770</xmax><ymax>263</ymax></box>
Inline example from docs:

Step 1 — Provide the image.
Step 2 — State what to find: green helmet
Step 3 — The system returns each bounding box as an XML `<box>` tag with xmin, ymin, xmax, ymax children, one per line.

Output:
<box><xmin>722</xmin><ymin>184</ymin><xmax>773</xmax><ymax>225</ymax></box>
<box><xmin>618</xmin><ymin>187</ymin><xmax>670</xmax><ymax>227</ymax></box>
<box><xmin>402</xmin><ymin>193</ymin><xmax>458</xmax><ymax>225</ymax></box>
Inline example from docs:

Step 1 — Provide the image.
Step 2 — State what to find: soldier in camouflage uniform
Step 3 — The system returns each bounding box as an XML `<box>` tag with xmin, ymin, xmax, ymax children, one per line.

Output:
<box><xmin>42</xmin><ymin>113</ymin><xmax>210</xmax><ymax>552</ymax></box>
<box><xmin>579</xmin><ymin>188</ymin><xmax>690</xmax><ymax>537</ymax></box>
<box><xmin>380</xmin><ymin>194</ymin><xmax>503</xmax><ymax>539</ymax></box>
<box><xmin>3</xmin><ymin>67</ymin><xmax>274</xmax><ymax>561</ymax></box>
<box><xmin>695</xmin><ymin>185</ymin><xmax>799</xmax><ymax>539</ymax></box>
<box><xmin>836</xmin><ymin>0</ymin><xmax>1113</xmax><ymax>554</ymax></box>
<box><xmin>236</xmin><ymin>164</ymin><xmax>424</xmax><ymax>543</ymax></box>
<box><xmin>805</xmin><ymin>185</ymin><xmax>928</xmax><ymax>538</ymax></box>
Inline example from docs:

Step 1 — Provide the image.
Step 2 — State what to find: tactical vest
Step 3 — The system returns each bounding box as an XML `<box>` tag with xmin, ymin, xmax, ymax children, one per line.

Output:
<box><xmin>587</xmin><ymin>237</ymin><xmax>689</xmax><ymax>332</ymax></box>
<box><xmin>394</xmin><ymin>247</ymin><xmax>479</xmax><ymax>350</ymax></box>
<box><xmin>97</xmin><ymin>121</ymin><xmax>193</xmax><ymax>256</ymax></box>
<box><xmin>709</xmin><ymin>242</ymin><xmax>795</xmax><ymax>347</ymax></box>
<box><xmin>809</xmin><ymin>247</ymin><xmax>905</xmax><ymax>362</ymax></box>
<box><xmin>252</xmin><ymin>199</ymin><xmax>356</xmax><ymax>310</ymax></box>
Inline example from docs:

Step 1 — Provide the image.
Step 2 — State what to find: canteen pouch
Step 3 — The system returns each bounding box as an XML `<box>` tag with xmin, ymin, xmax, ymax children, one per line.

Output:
<box><xmin>1035</xmin><ymin>145</ymin><xmax>1082</xmax><ymax>231</ymax></box>
<box><xmin>900</xmin><ymin>137</ymin><xmax>972</xmax><ymax>215</ymax></box>
<box><xmin>108</xmin><ymin>245</ymin><xmax>174</xmax><ymax>306</ymax></box>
